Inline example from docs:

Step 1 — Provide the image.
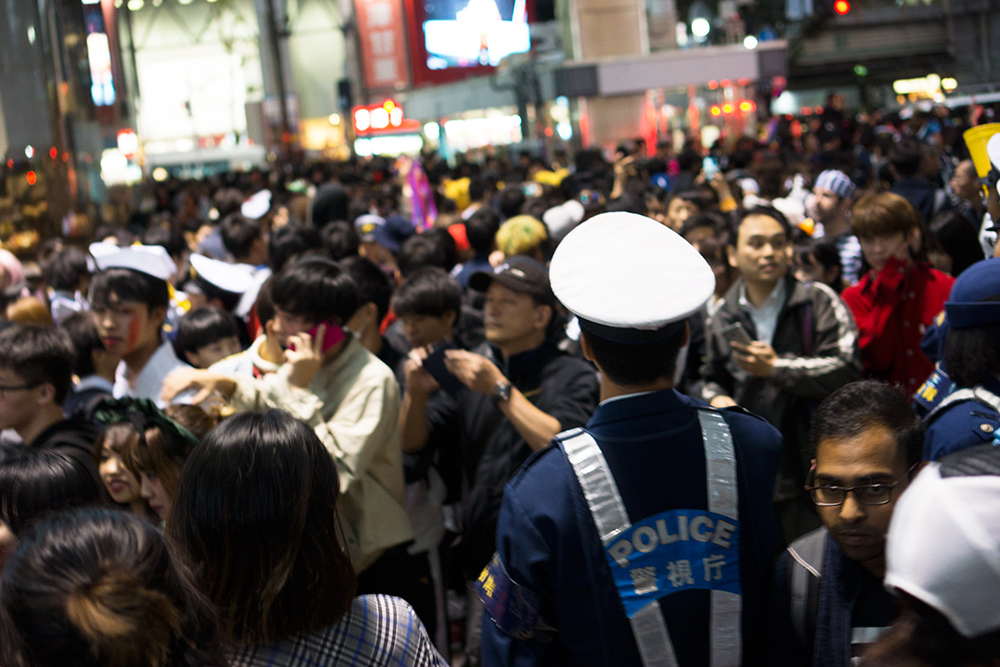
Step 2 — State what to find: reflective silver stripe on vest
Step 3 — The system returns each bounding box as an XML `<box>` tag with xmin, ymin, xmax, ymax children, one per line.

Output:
<box><xmin>697</xmin><ymin>409</ymin><xmax>742</xmax><ymax>667</ymax></box>
<box><xmin>926</xmin><ymin>386</ymin><xmax>1000</xmax><ymax>422</ymax></box>
<box><xmin>561</xmin><ymin>429</ymin><xmax>679</xmax><ymax>667</ymax></box>
<box><xmin>561</xmin><ymin>409</ymin><xmax>741</xmax><ymax>667</ymax></box>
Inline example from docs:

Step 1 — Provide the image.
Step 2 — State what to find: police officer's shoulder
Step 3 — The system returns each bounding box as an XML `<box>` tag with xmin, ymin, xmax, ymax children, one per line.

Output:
<box><xmin>507</xmin><ymin>443</ymin><xmax>566</xmax><ymax>491</ymax></box>
<box><xmin>928</xmin><ymin>400</ymin><xmax>1000</xmax><ymax>447</ymax></box>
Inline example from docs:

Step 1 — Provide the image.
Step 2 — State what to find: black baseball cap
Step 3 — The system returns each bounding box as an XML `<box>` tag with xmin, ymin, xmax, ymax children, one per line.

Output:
<box><xmin>469</xmin><ymin>256</ymin><xmax>556</xmax><ymax>307</ymax></box>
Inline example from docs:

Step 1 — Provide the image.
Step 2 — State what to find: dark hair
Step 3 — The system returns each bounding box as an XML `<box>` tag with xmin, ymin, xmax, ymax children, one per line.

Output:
<box><xmin>126</xmin><ymin>405</ymin><xmax>214</xmax><ymax>501</ymax></box>
<box><xmin>89</xmin><ymin>267</ymin><xmax>170</xmax><ymax>312</ymax></box>
<box><xmin>944</xmin><ymin>297</ymin><xmax>1000</xmax><ymax>388</ymax></box>
<box><xmin>397</xmin><ymin>230</ymin><xmax>456</xmax><ymax>278</ymax></box>
<box><xmin>166</xmin><ymin>410</ymin><xmax>356</xmax><ymax>644</ymax></box>
<box><xmin>175</xmin><ymin>306</ymin><xmax>240</xmax><ymax>358</ymax></box>
<box><xmin>0</xmin><ymin>324</ymin><xmax>76</xmax><ymax>404</ymax></box>
<box><xmin>467</xmin><ymin>208</ymin><xmax>501</xmax><ymax>255</ymax></box>
<box><xmin>392</xmin><ymin>267</ymin><xmax>462</xmax><ymax>319</ymax></box>
<box><xmin>143</xmin><ymin>226</ymin><xmax>187</xmax><ymax>260</ymax></box>
<box><xmin>338</xmin><ymin>255</ymin><xmax>393</xmax><ymax>323</ymax></box>
<box><xmin>220</xmin><ymin>213</ymin><xmax>263</xmax><ymax>262</ymax></box>
<box><xmin>680</xmin><ymin>211</ymin><xmax>728</xmax><ymax>241</ymax></box>
<box><xmin>254</xmin><ymin>277</ymin><xmax>275</xmax><ymax>328</ymax></box>
<box><xmin>60</xmin><ymin>311</ymin><xmax>103</xmax><ymax>379</ymax></box>
<box><xmin>498</xmin><ymin>186</ymin><xmax>526</xmax><ymax>219</ymax></box>
<box><xmin>0</xmin><ymin>449</ymin><xmax>103</xmax><ymax>535</ymax></box>
<box><xmin>271</xmin><ymin>256</ymin><xmax>359</xmax><ymax>325</ymax></box>
<box><xmin>268</xmin><ymin>222</ymin><xmax>323</xmax><ymax>273</ymax></box>
<box><xmin>808</xmin><ymin>380</ymin><xmax>924</xmax><ymax>467</ymax></box>
<box><xmin>889</xmin><ymin>138</ymin><xmax>923</xmax><ymax>178</ymax></box>
<box><xmin>320</xmin><ymin>220</ymin><xmax>360</xmax><ymax>261</ymax></box>
<box><xmin>0</xmin><ymin>508</ymin><xmax>221</xmax><ymax>667</ymax></box>
<box><xmin>927</xmin><ymin>211</ymin><xmax>985</xmax><ymax>277</ymax></box>
<box><xmin>43</xmin><ymin>246</ymin><xmax>90</xmax><ymax>292</ymax></box>
<box><xmin>795</xmin><ymin>238</ymin><xmax>844</xmax><ymax>292</ymax></box>
<box><xmin>735</xmin><ymin>205</ymin><xmax>793</xmax><ymax>240</ymax></box>
<box><xmin>581</xmin><ymin>325</ymin><xmax>687</xmax><ymax>386</ymax></box>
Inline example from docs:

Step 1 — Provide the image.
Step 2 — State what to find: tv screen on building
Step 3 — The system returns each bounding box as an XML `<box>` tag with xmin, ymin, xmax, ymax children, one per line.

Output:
<box><xmin>422</xmin><ymin>0</ymin><xmax>530</xmax><ymax>69</ymax></box>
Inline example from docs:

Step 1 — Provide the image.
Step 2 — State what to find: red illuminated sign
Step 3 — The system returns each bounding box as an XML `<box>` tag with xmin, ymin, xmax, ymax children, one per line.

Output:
<box><xmin>356</xmin><ymin>0</ymin><xmax>411</xmax><ymax>90</ymax></box>
<box><xmin>353</xmin><ymin>100</ymin><xmax>422</xmax><ymax>134</ymax></box>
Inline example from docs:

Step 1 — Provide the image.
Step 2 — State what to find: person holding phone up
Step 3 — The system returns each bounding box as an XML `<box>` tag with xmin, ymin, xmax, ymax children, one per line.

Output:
<box><xmin>701</xmin><ymin>206</ymin><xmax>862</xmax><ymax>547</ymax></box>
<box><xmin>161</xmin><ymin>257</ymin><xmax>425</xmax><ymax>614</ymax></box>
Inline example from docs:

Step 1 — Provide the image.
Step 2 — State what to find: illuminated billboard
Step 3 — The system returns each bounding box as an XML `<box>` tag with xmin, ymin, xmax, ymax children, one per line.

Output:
<box><xmin>422</xmin><ymin>0</ymin><xmax>530</xmax><ymax>69</ymax></box>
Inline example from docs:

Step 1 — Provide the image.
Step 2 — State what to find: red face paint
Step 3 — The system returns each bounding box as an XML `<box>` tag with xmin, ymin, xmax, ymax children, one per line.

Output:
<box><xmin>126</xmin><ymin>312</ymin><xmax>142</xmax><ymax>354</ymax></box>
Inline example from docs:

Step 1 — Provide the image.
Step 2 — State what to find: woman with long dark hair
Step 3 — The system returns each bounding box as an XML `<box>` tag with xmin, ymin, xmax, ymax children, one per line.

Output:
<box><xmin>167</xmin><ymin>409</ymin><xmax>446</xmax><ymax>666</ymax></box>
<box><xmin>0</xmin><ymin>508</ymin><xmax>221</xmax><ymax>667</ymax></box>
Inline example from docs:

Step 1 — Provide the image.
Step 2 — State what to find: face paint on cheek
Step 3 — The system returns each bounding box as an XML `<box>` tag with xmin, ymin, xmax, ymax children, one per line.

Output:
<box><xmin>126</xmin><ymin>314</ymin><xmax>142</xmax><ymax>353</ymax></box>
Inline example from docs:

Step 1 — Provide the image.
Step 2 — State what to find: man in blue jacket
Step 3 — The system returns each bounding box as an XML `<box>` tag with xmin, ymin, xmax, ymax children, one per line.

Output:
<box><xmin>479</xmin><ymin>212</ymin><xmax>783</xmax><ymax>665</ymax></box>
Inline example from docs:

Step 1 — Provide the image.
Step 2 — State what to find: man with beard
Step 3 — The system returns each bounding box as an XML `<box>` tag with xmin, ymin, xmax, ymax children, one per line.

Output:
<box><xmin>768</xmin><ymin>380</ymin><xmax>922</xmax><ymax>666</ymax></box>
<box><xmin>811</xmin><ymin>169</ymin><xmax>862</xmax><ymax>287</ymax></box>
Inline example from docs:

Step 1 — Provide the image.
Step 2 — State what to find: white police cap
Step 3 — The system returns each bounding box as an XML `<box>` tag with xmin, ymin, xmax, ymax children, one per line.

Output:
<box><xmin>89</xmin><ymin>243</ymin><xmax>176</xmax><ymax>282</ymax></box>
<box><xmin>549</xmin><ymin>212</ymin><xmax>715</xmax><ymax>343</ymax></box>
<box><xmin>189</xmin><ymin>253</ymin><xmax>256</xmax><ymax>294</ymax></box>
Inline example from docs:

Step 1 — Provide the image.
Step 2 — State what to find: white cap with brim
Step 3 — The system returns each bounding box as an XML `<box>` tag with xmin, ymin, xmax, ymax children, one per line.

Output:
<box><xmin>189</xmin><ymin>254</ymin><xmax>256</xmax><ymax>295</ymax></box>
<box><xmin>549</xmin><ymin>212</ymin><xmax>716</xmax><ymax>343</ymax></box>
<box><xmin>89</xmin><ymin>243</ymin><xmax>176</xmax><ymax>282</ymax></box>
<box><xmin>885</xmin><ymin>463</ymin><xmax>1000</xmax><ymax>638</ymax></box>
<box><xmin>241</xmin><ymin>189</ymin><xmax>272</xmax><ymax>220</ymax></box>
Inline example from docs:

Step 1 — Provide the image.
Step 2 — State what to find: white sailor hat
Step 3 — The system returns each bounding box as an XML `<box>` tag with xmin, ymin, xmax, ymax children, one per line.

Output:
<box><xmin>241</xmin><ymin>189</ymin><xmax>273</xmax><ymax>220</ymax></box>
<box><xmin>885</xmin><ymin>461</ymin><xmax>1000</xmax><ymax>637</ymax></box>
<box><xmin>549</xmin><ymin>212</ymin><xmax>715</xmax><ymax>343</ymax></box>
<box><xmin>89</xmin><ymin>243</ymin><xmax>176</xmax><ymax>282</ymax></box>
<box><xmin>189</xmin><ymin>254</ymin><xmax>256</xmax><ymax>295</ymax></box>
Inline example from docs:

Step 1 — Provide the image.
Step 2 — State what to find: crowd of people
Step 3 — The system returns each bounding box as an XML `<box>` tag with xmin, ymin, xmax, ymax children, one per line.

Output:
<box><xmin>3</xmin><ymin>102</ymin><xmax>1000</xmax><ymax>666</ymax></box>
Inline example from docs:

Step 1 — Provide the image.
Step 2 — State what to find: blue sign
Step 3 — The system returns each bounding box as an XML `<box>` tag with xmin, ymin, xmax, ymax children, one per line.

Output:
<box><xmin>605</xmin><ymin>509</ymin><xmax>741</xmax><ymax>618</ymax></box>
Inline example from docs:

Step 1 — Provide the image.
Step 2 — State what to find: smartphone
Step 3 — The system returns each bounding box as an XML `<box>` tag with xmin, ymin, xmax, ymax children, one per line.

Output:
<box><xmin>721</xmin><ymin>322</ymin><xmax>753</xmax><ymax>347</ymax></box>
<box><xmin>702</xmin><ymin>156</ymin><xmax>720</xmax><ymax>177</ymax></box>
<box><xmin>288</xmin><ymin>319</ymin><xmax>345</xmax><ymax>353</ymax></box>
<box><xmin>421</xmin><ymin>341</ymin><xmax>464</xmax><ymax>394</ymax></box>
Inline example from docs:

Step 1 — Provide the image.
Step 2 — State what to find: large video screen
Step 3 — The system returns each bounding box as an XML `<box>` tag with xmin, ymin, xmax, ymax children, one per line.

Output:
<box><xmin>422</xmin><ymin>0</ymin><xmax>530</xmax><ymax>69</ymax></box>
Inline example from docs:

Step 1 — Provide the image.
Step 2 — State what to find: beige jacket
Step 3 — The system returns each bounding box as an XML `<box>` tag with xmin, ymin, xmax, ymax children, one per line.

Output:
<box><xmin>229</xmin><ymin>335</ymin><xmax>413</xmax><ymax>572</ymax></box>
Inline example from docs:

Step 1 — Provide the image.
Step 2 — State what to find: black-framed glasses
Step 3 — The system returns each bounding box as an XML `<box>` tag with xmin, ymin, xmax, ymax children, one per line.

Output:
<box><xmin>0</xmin><ymin>382</ymin><xmax>41</xmax><ymax>398</ymax></box>
<box><xmin>805</xmin><ymin>464</ymin><xmax>917</xmax><ymax>507</ymax></box>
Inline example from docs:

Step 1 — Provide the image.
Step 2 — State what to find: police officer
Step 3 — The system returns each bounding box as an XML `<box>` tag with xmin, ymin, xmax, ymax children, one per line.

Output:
<box><xmin>478</xmin><ymin>212</ymin><xmax>783</xmax><ymax>666</ymax></box>
<box><xmin>922</xmin><ymin>258</ymin><xmax>1000</xmax><ymax>460</ymax></box>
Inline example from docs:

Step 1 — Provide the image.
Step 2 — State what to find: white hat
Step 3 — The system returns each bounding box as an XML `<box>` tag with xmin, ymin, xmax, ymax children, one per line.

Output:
<box><xmin>189</xmin><ymin>254</ymin><xmax>256</xmax><ymax>295</ymax></box>
<box><xmin>89</xmin><ymin>243</ymin><xmax>176</xmax><ymax>282</ymax></box>
<box><xmin>885</xmin><ymin>462</ymin><xmax>1000</xmax><ymax>637</ymax></box>
<box><xmin>241</xmin><ymin>189</ymin><xmax>272</xmax><ymax>220</ymax></box>
<box><xmin>549</xmin><ymin>212</ymin><xmax>715</xmax><ymax>343</ymax></box>
<box><xmin>543</xmin><ymin>200</ymin><xmax>585</xmax><ymax>241</ymax></box>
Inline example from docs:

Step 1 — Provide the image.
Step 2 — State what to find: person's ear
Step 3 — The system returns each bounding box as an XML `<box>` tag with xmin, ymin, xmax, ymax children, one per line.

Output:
<box><xmin>183</xmin><ymin>350</ymin><xmax>200</xmax><ymax>366</ymax></box>
<box><xmin>727</xmin><ymin>244</ymin><xmax>738</xmax><ymax>269</ymax></box>
<box><xmin>36</xmin><ymin>382</ymin><xmax>56</xmax><ymax>406</ymax></box>
<box><xmin>579</xmin><ymin>331</ymin><xmax>596</xmax><ymax>362</ymax></box>
<box><xmin>534</xmin><ymin>304</ymin><xmax>553</xmax><ymax>330</ymax></box>
<box><xmin>150</xmin><ymin>305</ymin><xmax>168</xmax><ymax>330</ymax></box>
<box><xmin>444</xmin><ymin>309</ymin><xmax>458</xmax><ymax>331</ymax></box>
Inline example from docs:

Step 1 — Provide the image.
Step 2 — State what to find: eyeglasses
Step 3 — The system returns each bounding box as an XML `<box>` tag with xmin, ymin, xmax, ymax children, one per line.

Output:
<box><xmin>805</xmin><ymin>465</ymin><xmax>917</xmax><ymax>507</ymax></box>
<box><xmin>0</xmin><ymin>382</ymin><xmax>41</xmax><ymax>398</ymax></box>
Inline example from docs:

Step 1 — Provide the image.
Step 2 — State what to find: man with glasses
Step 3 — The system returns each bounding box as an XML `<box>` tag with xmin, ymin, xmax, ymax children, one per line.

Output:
<box><xmin>767</xmin><ymin>380</ymin><xmax>923</xmax><ymax>666</ymax></box>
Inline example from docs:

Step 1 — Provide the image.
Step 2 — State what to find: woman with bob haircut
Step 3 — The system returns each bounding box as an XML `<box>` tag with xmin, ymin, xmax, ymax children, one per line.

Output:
<box><xmin>842</xmin><ymin>191</ymin><xmax>954</xmax><ymax>393</ymax></box>
<box><xmin>0</xmin><ymin>507</ymin><xmax>222</xmax><ymax>667</ymax></box>
<box><xmin>167</xmin><ymin>409</ymin><xmax>446</xmax><ymax>666</ymax></box>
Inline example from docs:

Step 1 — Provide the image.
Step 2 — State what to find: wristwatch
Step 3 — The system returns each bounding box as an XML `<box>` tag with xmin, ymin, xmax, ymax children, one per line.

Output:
<box><xmin>491</xmin><ymin>380</ymin><xmax>513</xmax><ymax>404</ymax></box>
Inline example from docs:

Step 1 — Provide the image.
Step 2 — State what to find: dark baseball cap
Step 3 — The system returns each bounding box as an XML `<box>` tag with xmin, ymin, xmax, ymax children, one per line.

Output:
<box><xmin>469</xmin><ymin>256</ymin><xmax>556</xmax><ymax>307</ymax></box>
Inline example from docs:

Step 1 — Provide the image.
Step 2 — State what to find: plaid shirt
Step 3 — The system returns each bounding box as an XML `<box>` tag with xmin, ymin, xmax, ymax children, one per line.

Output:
<box><xmin>231</xmin><ymin>595</ymin><xmax>447</xmax><ymax>667</ymax></box>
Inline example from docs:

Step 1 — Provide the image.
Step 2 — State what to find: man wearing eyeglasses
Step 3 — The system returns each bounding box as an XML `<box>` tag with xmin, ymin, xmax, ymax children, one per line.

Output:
<box><xmin>767</xmin><ymin>380</ymin><xmax>924</xmax><ymax>666</ymax></box>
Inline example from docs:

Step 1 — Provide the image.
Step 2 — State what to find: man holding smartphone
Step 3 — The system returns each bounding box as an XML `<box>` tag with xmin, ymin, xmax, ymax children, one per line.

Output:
<box><xmin>702</xmin><ymin>206</ymin><xmax>862</xmax><ymax>546</ymax></box>
<box><xmin>162</xmin><ymin>257</ymin><xmax>422</xmax><ymax>609</ymax></box>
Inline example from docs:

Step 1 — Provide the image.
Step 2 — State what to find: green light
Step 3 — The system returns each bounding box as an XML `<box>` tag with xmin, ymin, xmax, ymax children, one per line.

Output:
<box><xmin>854</xmin><ymin>64</ymin><xmax>868</xmax><ymax>77</ymax></box>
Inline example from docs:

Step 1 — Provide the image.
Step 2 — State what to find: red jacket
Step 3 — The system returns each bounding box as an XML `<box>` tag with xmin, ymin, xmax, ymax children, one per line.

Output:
<box><xmin>841</xmin><ymin>258</ymin><xmax>954</xmax><ymax>395</ymax></box>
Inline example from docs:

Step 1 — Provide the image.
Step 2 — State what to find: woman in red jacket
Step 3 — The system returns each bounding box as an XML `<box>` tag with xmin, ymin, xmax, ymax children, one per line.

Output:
<box><xmin>841</xmin><ymin>192</ymin><xmax>954</xmax><ymax>395</ymax></box>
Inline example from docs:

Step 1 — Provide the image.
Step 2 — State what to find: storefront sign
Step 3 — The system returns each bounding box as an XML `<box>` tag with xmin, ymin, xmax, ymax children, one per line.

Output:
<box><xmin>355</xmin><ymin>0</ymin><xmax>411</xmax><ymax>90</ymax></box>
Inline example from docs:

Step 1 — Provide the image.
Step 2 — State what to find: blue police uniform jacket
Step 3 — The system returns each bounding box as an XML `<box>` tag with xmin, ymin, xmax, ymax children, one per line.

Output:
<box><xmin>923</xmin><ymin>379</ymin><xmax>1000</xmax><ymax>461</ymax></box>
<box><xmin>480</xmin><ymin>388</ymin><xmax>783</xmax><ymax>666</ymax></box>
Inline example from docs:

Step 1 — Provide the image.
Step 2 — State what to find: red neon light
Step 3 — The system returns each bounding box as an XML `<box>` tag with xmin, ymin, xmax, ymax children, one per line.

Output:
<box><xmin>26</xmin><ymin>171</ymin><xmax>37</xmax><ymax>185</ymax></box>
<box><xmin>710</xmin><ymin>106</ymin><xmax>722</xmax><ymax>117</ymax></box>
<box><xmin>834</xmin><ymin>0</ymin><xmax>849</xmax><ymax>14</ymax></box>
